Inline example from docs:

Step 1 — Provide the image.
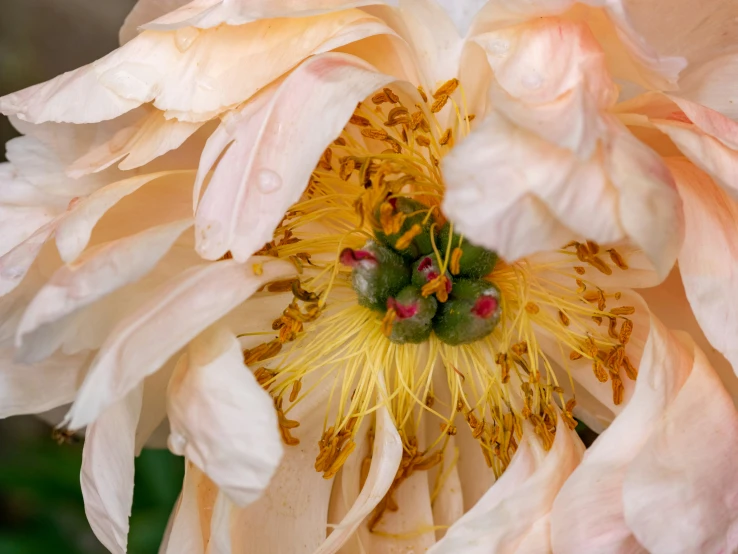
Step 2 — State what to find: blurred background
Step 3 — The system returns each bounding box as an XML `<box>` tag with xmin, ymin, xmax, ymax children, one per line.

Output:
<box><xmin>0</xmin><ymin>1</ymin><xmax>184</xmax><ymax>552</ymax></box>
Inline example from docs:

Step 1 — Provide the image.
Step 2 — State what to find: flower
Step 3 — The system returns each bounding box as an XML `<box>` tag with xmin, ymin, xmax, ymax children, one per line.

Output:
<box><xmin>1</xmin><ymin>0</ymin><xmax>737</xmax><ymax>553</ymax></box>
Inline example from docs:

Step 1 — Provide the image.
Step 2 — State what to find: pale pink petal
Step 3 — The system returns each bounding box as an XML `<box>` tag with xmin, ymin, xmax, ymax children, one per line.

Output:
<box><xmin>230</xmin><ymin>378</ymin><xmax>335</xmax><ymax>553</ymax></box>
<box><xmin>144</xmin><ymin>0</ymin><xmax>397</xmax><ymax>30</ymax></box>
<box><xmin>167</xmin><ymin>325</ymin><xmax>283</xmax><ymax>506</ymax></box>
<box><xmin>67</xmin><ymin>109</ymin><xmax>204</xmax><ymax>177</ymax></box>
<box><xmin>431</xmin><ymin>419</ymin><xmax>582</xmax><ymax>554</ymax></box>
<box><xmin>65</xmin><ymin>257</ymin><xmax>294</xmax><ymax>429</ymax></box>
<box><xmin>0</xmin><ymin>219</ymin><xmax>58</xmax><ymax>296</ymax></box>
<box><xmin>315</xmin><ymin>395</ymin><xmax>402</xmax><ymax>554</ymax></box>
<box><xmin>0</xmin><ymin>348</ymin><xmax>89</xmax><ymax>418</ymax></box>
<box><xmin>55</xmin><ymin>170</ymin><xmax>193</xmax><ymax>263</ymax></box>
<box><xmin>136</xmin><ymin>357</ymin><xmax>178</xmax><ymax>453</ymax></box>
<box><xmin>435</xmin><ymin>0</ymin><xmax>487</xmax><ymax>35</ymax></box>
<box><xmin>206</xmin><ymin>492</ymin><xmax>234</xmax><ymax>554</ymax></box>
<box><xmin>623</xmin><ymin>335</ymin><xmax>738</xmax><ymax>554</ymax></box>
<box><xmin>668</xmin><ymin>159</ymin><xmax>738</xmax><ymax>379</ymax></box>
<box><xmin>195</xmin><ymin>53</ymin><xmax>395</xmax><ymax>262</ymax></box>
<box><xmin>678</xmin><ymin>52</ymin><xmax>738</xmax><ymax>120</ymax></box>
<box><xmin>0</xmin><ymin>10</ymin><xmax>396</xmax><ymax>124</ymax></box>
<box><xmin>15</xmin><ymin>219</ymin><xmax>193</xmax><ymax>363</ymax></box>
<box><xmin>0</xmin><ymin>204</ymin><xmax>57</xmax><ymax>257</ymax></box>
<box><xmin>430</xmin><ymin>439</ymin><xmax>464</xmax><ymax>541</ymax></box>
<box><xmin>551</xmin><ymin>316</ymin><xmax>692</xmax><ymax>554</ymax></box>
<box><xmin>455</xmin><ymin>425</ymin><xmax>496</xmax><ymax>512</ymax></box>
<box><xmin>163</xmin><ymin>462</ymin><xmax>210</xmax><ymax>554</ymax></box>
<box><xmin>120</xmin><ymin>0</ymin><xmax>192</xmax><ymax>44</ymax></box>
<box><xmin>81</xmin><ymin>385</ymin><xmax>144</xmax><ymax>554</ymax></box>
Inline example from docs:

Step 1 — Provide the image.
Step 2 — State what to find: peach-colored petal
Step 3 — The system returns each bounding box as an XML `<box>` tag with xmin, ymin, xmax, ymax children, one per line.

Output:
<box><xmin>0</xmin><ymin>10</ymin><xmax>395</xmax><ymax>124</ymax></box>
<box><xmin>81</xmin><ymin>385</ymin><xmax>143</xmax><ymax>554</ymax></box>
<box><xmin>678</xmin><ymin>52</ymin><xmax>738</xmax><ymax>120</ymax></box>
<box><xmin>0</xmin><ymin>219</ymin><xmax>58</xmax><ymax>296</ymax></box>
<box><xmin>0</xmin><ymin>348</ymin><xmax>89</xmax><ymax>418</ymax></box>
<box><xmin>622</xmin><ymin>335</ymin><xmax>738</xmax><ymax>554</ymax></box>
<box><xmin>15</xmin><ymin>219</ymin><xmax>192</xmax><ymax>363</ymax></box>
<box><xmin>65</xmin><ymin>257</ymin><xmax>294</xmax><ymax>429</ymax></box>
<box><xmin>195</xmin><ymin>53</ymin><xmax>394</xmax><ymax>262</ymax></box>
<box><xmin>230</xmin><ymin>377</ymin><xmax>335</xmax><ymax>553</ymax></box>
<box><xmin>668</xmin><ymin>159</ymin><xmax>738</xmax><ymax>379</ymax></box>
<box><xmin>315</xmin><ymin>389</ymin><xmax>402</xmax><ymax>553</ymax></box>
<box><xmin>455</xmin><ymin>425</ymin><xmax>496</xmax><ymax>512</ymax></box>
<box><xmin>143</xmin><ymin>0</ymin><xmax>397</xmax><ymax>30</ymax></box>
<box><xmin>162</xmin><ymin>461</ymin><xmax>208</xmax><ymax>554</ymax></box>
<box><xmin>67</xmin><ymin>109</ymin><xmax>204</xmax><ymax>177</ymax></box>
<box><xmin>167</xmin><ymin>325</ymin><xmax>283</xmax><ymax>507</ymax></box>
<box><xmin>430</xmin><ymin>419</ymin><xmax>583</xmax><ymax>554</ymax></box>
<box><xmin>206</xmin><ymin>491</ymin><xmax>234</xmax><ymax>554</ymax></box>
<box><xmin>551</xmin><ymin>315</ymin><xmax>691</xmax><ymax>554</ymax></box>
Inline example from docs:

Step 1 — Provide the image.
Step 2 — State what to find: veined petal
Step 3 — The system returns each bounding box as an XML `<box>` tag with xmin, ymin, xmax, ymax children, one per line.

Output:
<box><xmin>622</xmin><ymin>334</ymin><xmax>738</xmax><ymax>554</ymax></box>
<box><xmin>167</xmin><ymin>325</ymin><xmax>283</xmax><ymax>507</ymax></box>
<box><xmin>315</xmin><ymin>391</ymin><xmax>402</xmax><ymax>553</ymax></box>
<box><xmin>430</xmin><ymin>419</ymin><xmax>583</xmax><ymax>553</ymax></box>
<box><xmin>142</xmin><ymin>0</ymin><xmax>398</xmax><ymax>30</ymax></box>
<box><xmin>669</xmin><ymin>159</ymin><xmax>738</xmax><ymax>379</ymax></box>
<box><xmin>81</xmin><ymin>385</ymin><xmax>144</xmax><ymax>554</ymax></box>
<box><xmin>15</xmin><ymin>219</ymin><xmax>193</xmax><ymax>363</ymax></box>
<box><xmin>65</xmin><ymin>257</ymin><xmax>294</xmax><ymax>429</ymax></box>
<box><xmin>0</xmin><ymin>347</ymin><xmax>89</xmax><ymax>418</ymax></box>
<box><xmin>195</xmin><ymin>53</ymin><xmax>395</xmax><ymax>262</ymax></box>
<box><xmin>0</xmin><ymin>10</ymin><xmax>396</xmax><ymax>124</ymax></box>
<box><xmin>550</xmin><ymin>315</ymin><xmax>692</xmax><ymax>554</ymax></box>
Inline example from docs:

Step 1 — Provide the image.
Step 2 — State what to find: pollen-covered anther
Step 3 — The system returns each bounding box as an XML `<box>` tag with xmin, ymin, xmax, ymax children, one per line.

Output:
<box><xmin>395</xmin><ymin>224</ymin><xmax>423</xmax><ymax>250</ymax></box>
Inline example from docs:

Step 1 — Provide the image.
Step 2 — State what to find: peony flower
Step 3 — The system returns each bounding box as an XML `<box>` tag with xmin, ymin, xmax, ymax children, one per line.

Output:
<box><xmin>0</xmin><ymin>0</ymin><xmax>737</xmax><ymax>553</ymax></box>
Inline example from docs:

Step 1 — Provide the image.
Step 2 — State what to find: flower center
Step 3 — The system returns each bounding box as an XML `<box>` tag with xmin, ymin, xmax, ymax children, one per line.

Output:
<box><xmin>240</xmin><ymin>81</ymin><xmax>639</xmax><ymax>533</ymax></box>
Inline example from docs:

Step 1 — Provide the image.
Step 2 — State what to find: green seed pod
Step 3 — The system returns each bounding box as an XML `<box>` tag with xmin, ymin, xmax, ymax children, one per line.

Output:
<box><xmin>439</xmin><ymin>223</ymin><xmax>498</xmax><ymax>278</ymax></box>
<box><xmin>374</xmin><ymin>197</ymin><xmax>437</xmax><ymax>259</ymax></box>
<box><xmin>411</xmin><ymin>254</ymin><xmax>453</xmax><ymax>292</ymax></box>
<box><xmin>387</xmin><ymin>285</ymin><xmax>438</xmax><ymax>344</ymax></box>
<box><xmin>433</xmin><ymin>279</ymin><xmax>502</xmax><ymax>346</ymax></box>
<box><xmin>341</xmin><ymin>241</ymin><xmax>410</xmax><ymax>312</ymax></box>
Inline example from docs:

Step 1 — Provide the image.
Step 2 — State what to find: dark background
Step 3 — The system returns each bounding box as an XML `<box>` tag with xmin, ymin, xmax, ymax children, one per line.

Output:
<box><xmin>0</xmin><ymin>2</ymin><xmax>184</xmax><ymax>552</ymax></box>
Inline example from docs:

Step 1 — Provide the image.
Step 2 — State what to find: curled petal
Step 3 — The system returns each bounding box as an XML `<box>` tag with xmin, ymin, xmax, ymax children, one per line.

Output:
<box><xmin>195</xmin><ymin>53</ymin><xmax>395</xmax><ymax>262</ymax></box>
<box><xmin>65</xmin><ymin>257</ymin><xmax>294</xmax><ymax>429</ymax></box>
<box><xmin>81</xmin><ymin>385</ymin><xmax>143</xmax><ymax>554</ymax></box>
<box><xmin>167</xmin><ymin>325</ymin><xmax>283</xmax><ymax>507</ymax></box>
<box><xmin>623</xmin><ymin>335</ymin><xmax>738</xmax><ymax>554</ymax></box>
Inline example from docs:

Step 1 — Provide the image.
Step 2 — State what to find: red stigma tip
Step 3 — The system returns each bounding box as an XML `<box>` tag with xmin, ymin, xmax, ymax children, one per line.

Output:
<box><xmin>472</xmin><ymin>296</ymin><xmax>498</xmax><ymax>319</ymax></box>
<box><xmin>387</xmin><ymin>297</ymin><xmax>418</xmax><ymax>319</ymax></box>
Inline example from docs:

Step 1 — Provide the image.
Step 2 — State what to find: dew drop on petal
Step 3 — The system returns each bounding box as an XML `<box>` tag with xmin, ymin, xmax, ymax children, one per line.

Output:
<box><xmin>168</xmin><ymin>431</ymin><xmax>188</xmax><ymax>455</ymax></box>
<box><xmin>174</xmin><ymin>27</ymin><xmax>200</xmax><ymax>52</ymax></box>
<box><xmin>256</xmin><ymin>169</ymin><xmax>282</xmax><ymax>194</ymax></box>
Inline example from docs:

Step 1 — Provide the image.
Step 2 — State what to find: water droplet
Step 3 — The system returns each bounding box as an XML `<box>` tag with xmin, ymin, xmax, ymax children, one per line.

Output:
<box><xmin>487</xmin><ymin>39</ymin><xmax>509</xmax><ymax>56</ymax></box>
<box><xmin>168</xmin><ymin>432</ymin><xmax>188</xmax><ymax>455</ymax></box>
<box><xmin>174</xmin><ymin>27</ymin><xmax>200</xmax><ymax>52</ymax></box>
<box><xmin>256</xmin><ymin>169</ymin><xmax>282</xmax><ymax>194</ymax></box>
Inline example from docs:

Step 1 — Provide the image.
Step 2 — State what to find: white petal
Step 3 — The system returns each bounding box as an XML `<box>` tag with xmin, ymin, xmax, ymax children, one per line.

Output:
<box><xmin>434</xmin><ymin>0</ymin><xmax>488</xmax><ymax>36</ymax></box>
<box><xmin>678</xmin><ymin>52</ymin><xmax>738</xmax><ymax>120</ymax></box>
<box><xmin>195</xmin><ymin>53</ymin><xmax>395</xmax><ymax>261</ymax></box>
<box><xmin>206</xmin><ymin>492</ymin><xmax>234</xmax><ymax>554</ymax></box>
<box><xmin>0</xmin><ymin>204</ymin><xmax>57</xmax><ymax>258</ymax></box>
<box><xmin>167</xmin><ymin>325</ymin><xmax>283</xmax><ymax>506</ymax></box>
<box><xmin>1</xmin><ymin>10</ymin><xmax>396</xmax><ymax>124</ymax></box>
<box><xmin>431</xmin><ymin>418</ymin><xmax>582</xmax><ymax>553</ymax></box>
<box><xmin>0</xmin><ymin>347</ymin><xmax>89</xmax><ymax>418</ymax></box>
<box><xmin>65</xmin><ymin>257</ymin><xmax>294</xmax><ymax>429</ymax></box>
<box><xmin>120</xmin><ymin>0</ymin><xmax>192</xmax><ymax>44</ymax></box>
<box><xmin>81</xmin><ymin>385</ymin><xmax>144</xmax><ymax>554</ymax></box>
<box><xmin>0</xmin><ymin>219</ymin><xmax>58</xmax><ymax>296</ymax></box>
<box><xmin>164</xmin><ymin>462</ymin><xmax>215</xmax><ymax>554</ymax></box>
<box><xmin>622</xmin><ymin>335</ymin><xmax>738</xmax><ymax>554</ymax></box>
<box><xmin>15</xmin><ymin>219</ymin><xmax>193</xmax><ymax>363</ymax></box>
<box><xmin>550</xmin><ymin>315</ymin><xmax>691</xmax><ymax>554</ymax></box>
<box><xmin>315</xmin><ymin>396</ymin><xmax>402</xmax><ymax>554</ymax></box>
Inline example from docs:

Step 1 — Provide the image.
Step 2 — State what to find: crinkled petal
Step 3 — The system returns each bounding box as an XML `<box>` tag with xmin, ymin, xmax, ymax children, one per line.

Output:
<box><xmin>551</xmin><ymin>315</ymin><xmax>691</xmax><ymax>554</ymax></box>
<box><xmin>143</xmin><ymin>0</ymin><xmax>398</xmax><ymax>30</ymax></box>
<box><xmin>167</xmin><ymin>324</ymin><xmax>283</xmax><ymax>506</ymax></box>
<box><xmin>315</xmin><ymin>391</ymin><xmax>402</xmax><ymax>553</ymax></box>
<box><xmin>15</xmin><ymin>219</ymin><xmax>192</xmax><ymax>363</ymax></box>
<box><xmin>81</xmin><ymin>385</ymin><xmax>144</xmax><ymax>554</ymax></box>
<box><xmin>622</xmin><ymin>335</ymin><xmax>738</xmax><ymax>554</ymax></box>
<box><xmin>431</xmin><ymin>419</ymin><xmax>582</xmax><ymax>553</ymax></box>
<box><xmin>195</xmin><ymin>53</ymin><xmax>394</xmax><ymax>261</ymax></box>
<box><xmin>0</xmin><ymin>10</ymin><xmax>396</xmax><ymax>124</ymax></box>
<box><xmin>65</xmin><ymin>257</ymin><xmax>294</xmax><ymax>429</ymax></box>
<box><xmin>668</xmin><ymin>159</ymin><xmax>738</xmax><ymax>379</ymax></box>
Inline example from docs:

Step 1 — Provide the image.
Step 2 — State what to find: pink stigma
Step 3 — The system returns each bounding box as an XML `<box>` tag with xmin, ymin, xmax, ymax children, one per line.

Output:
<box><xmin>387</xmin><ymin>297</ymin><xmax>418</xmax><ymax>320</ymax></box>
<box><xmin>340</xmin><ymin>248</ymin><xmax>377</xmax><ymax>267</ymax></box>
<box><xmin>472</xmin><ymin>296</ymin><xmax>498</xmax><ymax>319</ymax></box>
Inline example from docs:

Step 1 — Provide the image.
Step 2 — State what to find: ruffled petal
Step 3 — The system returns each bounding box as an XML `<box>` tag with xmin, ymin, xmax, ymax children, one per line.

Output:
<box><xmin>668</xmin><ymin>159</ymin><xmax>738</xmax><ymax>379</ymax></box>
<box><xmin>65</xmin><ymin>257</ymin><xmax>294</xmax><ymax>429</ymax></box>
<box><xmin>195</xmin><ymin>53</ymin><xmax>395</xmax><ymax>261</ymax></box>
<box><xmin>622</xmin><ymin>335</ymin><xmax>738</xmax><ymax>554</ymax></box>
<box><xmin>167</xmin><ymin>324</ymin><xmax>283</xmax><ymax>506</ymax></box>
<box><xmin>550</xmin><ymin>315</ymin><xmax>692</xmax><ymax>554</ymax></box>
<box><xmin>0</xmin><ymin>10</ymin><xmax>396</xmax><ymax>124</ymax></box>
<box><xmin>315</xmin><ymin>393</ymin><xmax>402</xmax><ymax>553</ymax></box>
<box><xmin>430</xmin><ymin>418</ymin><xmax>583</xmax><ymax>553</ymax></box>
<box><xmin>15</xmin><ymin>219</ymin><xmax>192</xmax><ymax>363</ymax></box>
<box><xmin>81</xmin><ymin>385</ymin><xmax>144</xmax><ymax>554</ymax></box>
